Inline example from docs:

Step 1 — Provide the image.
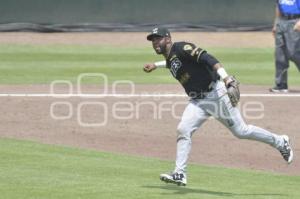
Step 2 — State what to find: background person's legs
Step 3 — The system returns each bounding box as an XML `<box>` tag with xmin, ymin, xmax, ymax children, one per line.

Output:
<box><xmin>285</xmin><ymin>19</ymin><xmax>300</xmax><ymax>72</ymax></box>
<box><xmin>274</xmin><ymin>20</ymin><xmax>290</xmax><ymax>90</ymax></box>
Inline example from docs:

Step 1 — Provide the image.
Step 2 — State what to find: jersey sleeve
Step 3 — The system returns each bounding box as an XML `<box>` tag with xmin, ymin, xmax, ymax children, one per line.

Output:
<box><xmin>178</xmin><ymin>42</ymin><xmax>219</xmax><ymax>68</ymax></box>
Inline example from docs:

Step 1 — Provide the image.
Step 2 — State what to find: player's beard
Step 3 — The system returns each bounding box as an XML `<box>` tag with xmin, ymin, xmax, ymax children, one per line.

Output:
<box><xmin>154</xmin><ymin>43</ymin><xmax>166</xmax><ymax>55</ymax></box>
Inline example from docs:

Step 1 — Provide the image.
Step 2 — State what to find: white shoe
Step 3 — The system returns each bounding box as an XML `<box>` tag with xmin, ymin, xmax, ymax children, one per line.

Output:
<box><xmin>269</xmin><ymin>87</ymin><xmax>288</xmax><ymax>93</ymax></box>
<box><xmin>279</xmin><ymin>135</ymin><xmax>293</xmax><ymax>164</ymax></box>
<box><xmin>160</xmin><ymin>172</ymin><xmax>187</xmax><ymax>186</ymax></box>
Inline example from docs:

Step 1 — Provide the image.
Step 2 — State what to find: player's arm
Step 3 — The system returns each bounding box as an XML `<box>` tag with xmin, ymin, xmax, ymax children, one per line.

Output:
<box><xmin>212</xmin><ymin>61</ymin><xmax>240</xmax><ymax>107</ymax></box>
<box><xmin>181</xmin><ymin>43</ymin><xmax>220</xmax><ymax>69</ymax></box>
<box><xmin>143</xmin><ymin>61</ymin><xmax>166</xmax><ymax>73</ymax></box>
<box><xmin>199</xmin><ymin>53</ymin><xmax>232</xmax><ymax>85</ymax></box>
<box><xmin>181</xmin><ymin>44</ymin><xmax>232</xmax><ymax>84</ymax></box>
<box><xmin>183</xmin><ymin>45</ymin><xmax>240</xmax><ymax>106</ymax></box>
<box><xmin>212</xmin><ymin>63</ymin><xmax>234</xmax><ymax>85</ymax></box>
<box><xmin>199</xmin><ymin>52</ymin><xmax>234</xmax><ymax>86</ymax></box>
<box><xmin>292</xmin><ymin>4</ymin><xmax>300</xmax><ymax>31</ymax></box>
<box><xmin>273</xmin><ymin>5</ymin><xmax>281</xmax><ymax>35</ymax></box>
<box><xmin>183</xmin><ymin>44</ymin><xmax>240</xmax><ymax>106</ymax></box>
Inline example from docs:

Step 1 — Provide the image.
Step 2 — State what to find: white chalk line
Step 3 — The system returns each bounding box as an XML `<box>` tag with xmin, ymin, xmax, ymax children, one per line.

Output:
<box><xmin>0</xmin><ymin>93</ymin><xmax>300</xmax><ymax>97</ymax></box>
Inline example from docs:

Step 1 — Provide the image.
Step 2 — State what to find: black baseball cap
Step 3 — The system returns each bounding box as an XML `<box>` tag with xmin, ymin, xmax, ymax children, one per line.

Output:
<box><xmin>147</xmin><ymin>27</ymin><xmax>171</xmax><ymax>41</ymax></box>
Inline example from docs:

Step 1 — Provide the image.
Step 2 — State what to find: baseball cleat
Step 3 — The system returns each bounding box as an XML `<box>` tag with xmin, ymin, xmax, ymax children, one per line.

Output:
<box><xmin>160</xmin><ymin>172</ymin><xmax>187</xmax><ymax>186</ymax></box>
<box><xmin>269</xmin><ymin>86</ymin><xmax>288</xmax><ymax>93</ymax></box>
<box><xmin>279</xmin><ymin>135</ymin><xmax>293</xmax><ymax>164</ymax></box>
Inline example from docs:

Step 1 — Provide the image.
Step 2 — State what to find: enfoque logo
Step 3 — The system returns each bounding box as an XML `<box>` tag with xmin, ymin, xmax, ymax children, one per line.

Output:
<box><xmin>49</xmin><ymin>73</ymin><xmax>265</xmax><ymax>127</ymax></box>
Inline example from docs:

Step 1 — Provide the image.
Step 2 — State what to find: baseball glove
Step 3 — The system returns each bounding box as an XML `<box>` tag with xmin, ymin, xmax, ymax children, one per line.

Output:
<box><xmin>226</xmin><ymin>76</ymin><xmax>240</xmax><ymax>107</ymax></box>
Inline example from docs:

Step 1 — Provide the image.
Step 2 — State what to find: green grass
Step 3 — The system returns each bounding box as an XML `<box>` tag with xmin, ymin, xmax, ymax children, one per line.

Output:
<box><xmin>0</xmin><ymin>44</ymin><xmax>299</xmax><ymax>85</ymax></box>
<box><xmin>0</xmin><ymin>138</ymin><xmax>299</xmax><ymax>199</ymax></box>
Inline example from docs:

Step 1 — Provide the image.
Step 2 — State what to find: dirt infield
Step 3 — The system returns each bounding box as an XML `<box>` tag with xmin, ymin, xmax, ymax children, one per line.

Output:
<box><xmin>0</xmin><ymin>84</ymin><xmax>299</xmax><ymax>175</ymax></box>
<box><xmin>0</xmin><ymin>32</ymin><xmax>299</xmax><ymax>176</ymax></box>
<box><xmin>0</xmin><ymin>32</ymin><xmax>274</xmax><ymax>48</ymax></box>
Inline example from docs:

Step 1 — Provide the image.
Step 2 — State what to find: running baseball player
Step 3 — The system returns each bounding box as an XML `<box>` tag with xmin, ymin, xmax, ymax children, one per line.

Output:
<box><xmin>143</xmin><ymin>27</ymin><xmax>293</xmax><ymax>186</ymax></box>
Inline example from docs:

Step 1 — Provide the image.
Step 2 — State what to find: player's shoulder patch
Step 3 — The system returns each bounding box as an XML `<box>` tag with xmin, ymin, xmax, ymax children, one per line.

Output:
<box><xmin>174</xmin><ymin>42</ymin><xmax>198</xmax><ymax>58</ymax></box>
<box><xmin>179</xmin><ymin>42</ymin><xmax>194</xmax><ymax>51</ymax></box>
<box><xmin>183</xmin><ymin>44</ymin><xmax>193</xmax><ymax>51</ymax></box>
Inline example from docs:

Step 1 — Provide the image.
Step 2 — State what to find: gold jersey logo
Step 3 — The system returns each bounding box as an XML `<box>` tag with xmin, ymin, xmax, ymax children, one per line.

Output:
<box><xmin>183</xmin><ymin>44</ymin><xmax>193</xmax><ymax>51</ymax></box>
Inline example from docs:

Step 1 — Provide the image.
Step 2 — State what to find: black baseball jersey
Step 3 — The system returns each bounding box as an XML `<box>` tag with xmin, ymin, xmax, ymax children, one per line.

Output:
<box><xmin>166</xmin><ymin>42</ymin><xmax>220</xmax><ymax>98</ymax></box>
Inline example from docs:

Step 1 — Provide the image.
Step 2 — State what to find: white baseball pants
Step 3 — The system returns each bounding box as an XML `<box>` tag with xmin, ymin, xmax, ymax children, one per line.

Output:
<box><xmin>175</xmin><ymin>81</ymin><xmax>284</xmax><ymax>174</ymax></box>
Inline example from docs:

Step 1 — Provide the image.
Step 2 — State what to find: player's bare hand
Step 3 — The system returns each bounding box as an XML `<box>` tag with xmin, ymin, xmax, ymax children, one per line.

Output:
<box><xmin>143</xmin><ymin>63</ymin><xmax>157</xmax><ymax>73</ymax></box>
<box><xmin>272</xmin><ymin>25</ymin><xmax>276</xmax><ymax>37</ymax></box>
<box><xmin>293</xmin><ymin>20</ymin><xmax>300</xmax><ymax>32</ymax></box>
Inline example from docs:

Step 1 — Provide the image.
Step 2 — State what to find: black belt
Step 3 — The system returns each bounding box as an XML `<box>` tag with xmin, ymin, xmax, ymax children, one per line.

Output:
<box><xmin>190</xmin><ymin>92</ymin><xmax>208</xmax><ymax>99</ymax></box>
<box><xmin>188</xmin><ymin>88</ymin><xmax>213</xmax><ymax>99</ymax></box>
<box><xmin>281</xmin><ymin>14</ymin><xmax>300</xmax><ymax>20</ymax></box>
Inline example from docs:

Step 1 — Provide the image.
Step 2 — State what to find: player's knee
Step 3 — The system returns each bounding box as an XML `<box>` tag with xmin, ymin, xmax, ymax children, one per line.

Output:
<box><xmin>275</xmin><ymin>57</ymin><xmax>288</xmax><ymax>67</ymax></box>
<box><xmin>231</xmin><ymin>124</ymin><xmax>251</xmax><ymax>139</ymax></box>
<box><xmin>177</xmin><ymin>123</ymin><xmax>192</xmax><ymax>139</ymax></box>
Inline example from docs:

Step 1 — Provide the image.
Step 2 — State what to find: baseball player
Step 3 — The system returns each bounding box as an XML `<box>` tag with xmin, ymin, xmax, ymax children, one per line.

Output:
<box><xmin>143</xmin><ymin>27</ymin><xmax>293</xmax><ymax>186</ymax></box>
